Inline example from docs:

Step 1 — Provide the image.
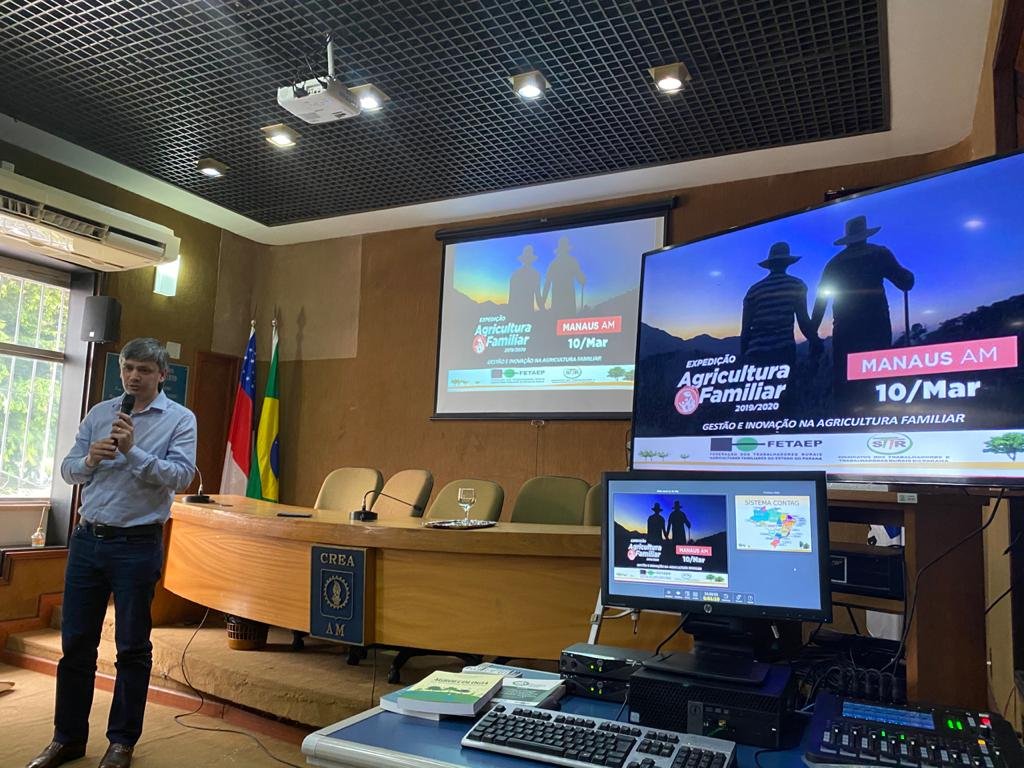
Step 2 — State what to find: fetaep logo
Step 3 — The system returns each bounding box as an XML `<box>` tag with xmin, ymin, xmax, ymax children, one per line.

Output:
<box><xmin>709</xmin><ymin>437</ymin><xmax>763</xmax><ymax>452</ymax></box>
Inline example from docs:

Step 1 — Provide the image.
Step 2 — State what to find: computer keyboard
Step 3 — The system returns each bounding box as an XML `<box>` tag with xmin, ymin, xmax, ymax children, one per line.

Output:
<box><xmin>461</xmin><ymin>704</ymin><xmax>736</xmax><ymax>768</ymax></box>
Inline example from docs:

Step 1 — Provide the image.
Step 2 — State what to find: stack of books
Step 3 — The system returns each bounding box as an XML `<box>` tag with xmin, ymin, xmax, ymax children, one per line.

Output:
<box><xmin>379</xmin><ymin>664</ymin><xmax>564</xmax><ymax>721</ymax></box>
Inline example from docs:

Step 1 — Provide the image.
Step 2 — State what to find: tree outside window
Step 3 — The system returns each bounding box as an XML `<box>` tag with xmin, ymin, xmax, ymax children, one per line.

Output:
<box><xmin>0</xmin><ymin>271</ymin><xmax>70</xmax><ymax>498</ymax></box>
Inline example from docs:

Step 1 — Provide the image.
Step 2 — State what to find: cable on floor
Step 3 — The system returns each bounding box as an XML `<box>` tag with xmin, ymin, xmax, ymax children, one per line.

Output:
<box><xmin>173</xmin><ymin>611</ymin><xmax>304</xmax><ymax>768</ymax></box>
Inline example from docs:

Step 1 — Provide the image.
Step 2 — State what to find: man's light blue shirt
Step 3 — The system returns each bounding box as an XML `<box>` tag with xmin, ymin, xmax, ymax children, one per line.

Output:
<box><xmin>61</xmin><ymin>391</ymin><xmax>197</xmax><ymax>527</ymax></box>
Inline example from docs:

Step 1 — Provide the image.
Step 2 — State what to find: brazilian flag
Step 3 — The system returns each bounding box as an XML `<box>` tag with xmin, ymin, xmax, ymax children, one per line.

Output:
<box><xmin>248</xmin><ymin>321</ymin><xmax>280</xmax><ymax>501</ymax></box>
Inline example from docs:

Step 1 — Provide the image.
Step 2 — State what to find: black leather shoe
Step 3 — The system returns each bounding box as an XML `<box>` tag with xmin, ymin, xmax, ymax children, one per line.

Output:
<box><xmin>25</xmin><ymin>741</ymin><xmax>86</xmax><ymax>768</ymax></box>
<box><xmin>98</xmin><ymin>744</ymin><xmax>133</xmax><ymax>768</ymax></box>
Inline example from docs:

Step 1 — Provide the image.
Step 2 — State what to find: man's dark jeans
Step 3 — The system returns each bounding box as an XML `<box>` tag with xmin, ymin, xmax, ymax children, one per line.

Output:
<box><xmin>54</xmin><ymin>523</ymin><xmax>163</xmax><ymax>747</ymax></box>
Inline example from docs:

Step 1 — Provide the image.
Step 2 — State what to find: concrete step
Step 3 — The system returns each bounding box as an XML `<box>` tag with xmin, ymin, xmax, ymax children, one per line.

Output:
<box><xmin>6</xmin><ymin>624</ymin><xmax>195</xmax><ymax>698</ymax></box>
<box><xmin>8</xmin><ymin>607</ymin><xmax>486</xmax><ymax>727</ymax></box>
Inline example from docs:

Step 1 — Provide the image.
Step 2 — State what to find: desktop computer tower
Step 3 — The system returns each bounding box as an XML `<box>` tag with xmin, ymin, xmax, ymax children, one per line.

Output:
<box><xmin>627</xmin><ymin>664</ymin><xmax>794</xmax><ymax>748</ymax></box>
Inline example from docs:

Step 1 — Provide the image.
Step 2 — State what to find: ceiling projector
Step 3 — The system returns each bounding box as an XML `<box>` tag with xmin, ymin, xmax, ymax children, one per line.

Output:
<box><xmin>277</xmin><ymin>76</ymin><xmax>361</xmax><ymax>124</ymax></box>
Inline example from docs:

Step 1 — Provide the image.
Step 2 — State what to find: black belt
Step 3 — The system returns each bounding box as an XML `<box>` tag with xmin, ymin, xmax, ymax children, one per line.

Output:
<box><xmin>79</xmin><ymin>520</ymin><xmax>163</xmax><ymax>538</ymax></box>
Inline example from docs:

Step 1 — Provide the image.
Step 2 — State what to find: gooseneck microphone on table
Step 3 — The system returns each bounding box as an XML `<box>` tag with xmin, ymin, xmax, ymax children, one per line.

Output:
<box><xmin>184</xmin><ymin>467</ymin><xmax>213</xmax><ymax>504</ymax></box>
<box><xmin>351</xmin><ymin>489</ymin><xmax>423</xmax><ymax>522</ymax></box>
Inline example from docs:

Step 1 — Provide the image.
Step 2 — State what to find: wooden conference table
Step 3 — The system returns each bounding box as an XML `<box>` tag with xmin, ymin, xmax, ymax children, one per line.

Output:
<box><xmin>162</xmin><ymin>496</ymin><xmax>683</xmax><ymax>659</ymax></box>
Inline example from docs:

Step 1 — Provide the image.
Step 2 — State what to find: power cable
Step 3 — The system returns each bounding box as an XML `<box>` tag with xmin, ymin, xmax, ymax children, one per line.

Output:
<box><xmin>654</xmin><ymin>614</ymin><xmax>688</xmax><ymax>656</ymax></box>
<box><xmin>986</xmin><ymin>585</ymin><xmax>1012</xmax><ymax>616</ymax></box>
<box><xmin>882</xmin><ymin>489</ymin><xmax>1006</xmax><ymax>673</ymax></box>
<box><xmin>174</xmin><ymin>611</ymin><xmax>303</xmax><ymax>768</ymax></box>
<box><xmin>613</xmin><ymin>687</ymin><xmax>630</xmax><ymax>722</ymax></box>
<box><xmin>845</xmin><ymin>605</ymin><xmax>861</xmax><ymax>636</ymax></box>
<box><xmin>369</xmin><ymin>647</ymin><xmax>379</xmax><ymax>709</ymax></box>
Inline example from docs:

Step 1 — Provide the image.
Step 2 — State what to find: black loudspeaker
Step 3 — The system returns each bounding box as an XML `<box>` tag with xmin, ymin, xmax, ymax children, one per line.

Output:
<box><xmin>81</xmin><ymin>296</ymin><xmax>121</xmax><ymax>343</ymax></box>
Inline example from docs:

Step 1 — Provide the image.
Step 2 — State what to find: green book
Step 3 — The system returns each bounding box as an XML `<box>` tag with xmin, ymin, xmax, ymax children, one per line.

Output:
<box><xmin>396</xmin><ymin>671</ymin><xmax>504</xmax><ymax>716</ymax></box>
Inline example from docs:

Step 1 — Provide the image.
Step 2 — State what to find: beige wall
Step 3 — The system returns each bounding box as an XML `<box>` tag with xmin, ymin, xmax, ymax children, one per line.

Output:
<box><xmin>211</xmin><ymin>230</ymin><xmax>267</xmax><ymax>358</ymax></box>
<box><xmin>967</xmin><ymin>0</ymin><xmax>1006</xmax><ymax>159</ymax></box>
<box><xmin>213</xmin><ymin>232</ymin><xmax>361</xmax><ymax>362</ymax></box>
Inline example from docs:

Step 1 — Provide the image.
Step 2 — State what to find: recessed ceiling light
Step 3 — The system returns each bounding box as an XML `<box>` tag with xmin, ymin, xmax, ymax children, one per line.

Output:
<box><xmin>649</xmin><ymin>62</ymin><xmax>691</xmax><ymax>93</ymax></box>
<box><xmin>261</xmin><ymin>123</ymin><xmax>299</xmax><ymax>148</ymax></box>
<box><xmin>510</xmin><ymin>70</ymin><xmax>548</xmax><ymax>100</ymax></box>
<box><xmin>196</xmin><ymin>157</ymin><xmax>227</xmax><ymax>177</ymax></box>
<box><xmin>349</xmin><ymin>83</ymin><xmax>389</xmax><ymax>112</ymax></box>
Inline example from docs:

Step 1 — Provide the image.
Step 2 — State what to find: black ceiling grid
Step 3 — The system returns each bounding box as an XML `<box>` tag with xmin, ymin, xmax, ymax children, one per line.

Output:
<box><xmin>0</xmin><ymin>0</ymin><xmax>889</xmax><ymax>227</ymax></box>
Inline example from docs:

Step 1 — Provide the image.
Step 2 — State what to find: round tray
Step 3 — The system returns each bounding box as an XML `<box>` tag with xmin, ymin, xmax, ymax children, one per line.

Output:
<box><xmin>422</xmin><ymin>519</ymin><xmax>497</xmax><ymax>530</ymax></box>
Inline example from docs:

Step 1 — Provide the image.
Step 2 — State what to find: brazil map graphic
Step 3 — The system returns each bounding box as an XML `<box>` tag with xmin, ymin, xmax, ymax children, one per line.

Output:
<box><xmin>734</xmin><ymin>495</ymin><xmax>812</xmax><ymax>552</ymax></box>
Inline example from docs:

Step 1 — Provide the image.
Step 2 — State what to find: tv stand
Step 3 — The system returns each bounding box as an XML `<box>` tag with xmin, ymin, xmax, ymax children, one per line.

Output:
<box><xmin>644</xmin><ymin>614</ymin><xmax>775</xmax><ymax>685</ymax></box>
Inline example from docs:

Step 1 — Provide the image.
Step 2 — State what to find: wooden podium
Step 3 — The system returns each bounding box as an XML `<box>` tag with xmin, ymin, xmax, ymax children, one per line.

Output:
<box><xmin>161</xmin><ymin>496</ymin><xmax>688</xmax><ymax>660</ymax></box>
<box><xmin>161</xmin><ymin>490</ymin><xmax>989</xmax><ymax>708</ymax></box>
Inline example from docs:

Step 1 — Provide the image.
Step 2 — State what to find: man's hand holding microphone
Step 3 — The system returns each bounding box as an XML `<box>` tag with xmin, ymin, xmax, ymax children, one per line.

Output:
<box><xmin>85</xmin><ymin>393</ymin><xmax>135</xmax><ymax>468</ymax></box>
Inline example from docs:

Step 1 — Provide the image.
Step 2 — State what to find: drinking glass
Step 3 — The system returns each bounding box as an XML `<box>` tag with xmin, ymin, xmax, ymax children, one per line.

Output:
<box><xmin>457</xmin><ymin>487</ymin><xmax>477</xmax><ymax>524</ymax></box>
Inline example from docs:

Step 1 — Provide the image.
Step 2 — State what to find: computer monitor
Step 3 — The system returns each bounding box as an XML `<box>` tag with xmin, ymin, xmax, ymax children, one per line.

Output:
<box><xmin>602</xmin><ymin>469</ymin><xmax>830</xmax><ymax>682</ymax></box>
<box><xmin>602</xmin><ymin>469</ymin><xmax>831</xmax><ymax>622</ymax></box>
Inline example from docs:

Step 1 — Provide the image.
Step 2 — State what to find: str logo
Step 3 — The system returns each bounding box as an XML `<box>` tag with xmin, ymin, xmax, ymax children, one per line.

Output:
<box><xmin>867</xmin><ymin>434</ymin><xmax>913</xmax><ymax>455</ymax></box>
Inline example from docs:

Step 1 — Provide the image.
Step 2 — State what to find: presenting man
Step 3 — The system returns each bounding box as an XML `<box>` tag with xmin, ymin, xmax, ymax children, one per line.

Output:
<box><xmin>27</xmin><ymin>338</ymin><xmax>197</xmax><ymax>768</ymax></box>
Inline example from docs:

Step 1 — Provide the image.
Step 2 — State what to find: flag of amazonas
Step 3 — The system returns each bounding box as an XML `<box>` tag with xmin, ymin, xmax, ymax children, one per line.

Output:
<box><xmin>248</xmin><ymin>320</ymin><xmax>280</xmax><ymax>502</ymax></box>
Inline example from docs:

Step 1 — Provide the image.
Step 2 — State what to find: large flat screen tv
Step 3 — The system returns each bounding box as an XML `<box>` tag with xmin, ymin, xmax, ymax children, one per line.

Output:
<box><xmin>434</xmin><ymin>205</ymin><xmax>667</xmax><ymax>419</ymax></box>
<box><xmin>632</xmin><ymin>151</ymin><xmax>1024</xmax><ymax>485</ymax></box>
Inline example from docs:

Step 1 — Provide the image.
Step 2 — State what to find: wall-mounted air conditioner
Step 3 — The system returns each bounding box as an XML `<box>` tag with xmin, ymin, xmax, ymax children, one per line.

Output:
<box><xmin>0</xmin><ymin>167</ymin><xmax>179</xmax><ymax>271</ymax></box>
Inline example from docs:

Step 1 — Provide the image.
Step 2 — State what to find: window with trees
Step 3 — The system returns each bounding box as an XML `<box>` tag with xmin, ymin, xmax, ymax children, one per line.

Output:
<box><xmin>0</xmin><ymin>261</ymin><xmax>70</xmax><ymax>498</ymax></box>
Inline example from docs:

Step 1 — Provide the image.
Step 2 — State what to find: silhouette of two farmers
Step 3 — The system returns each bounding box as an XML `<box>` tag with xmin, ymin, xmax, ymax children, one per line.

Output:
<box><xmin>810</xmin><ymin>216</ymin><xmax>915</xmax><ymax>394</ymax></box>
<box><xmin>666</xmin><ymin>500</ymin><xmax>692</xmax><ymax>546</ymax></box>
<box><xmin>740</xmin><ymin>218</ymin><xmax>915</xmax><ymax>399</ymax></box>
<box><xmin>646</xmin><ymin>502</ymin><xmax>666</xmax><ymax>544</ymax></box>
<box><xmin>542</xmin><ymin>236</ymin><xmax>586</xmax><ymax>316</ymax></box>
<box><xmin>508</xmin><ymin>245</ymin><xmax>543</xmax><ymax>314</ymax></box>
<box><xmin>741</xmin><ymin>242</ymin><xmax>819</xmax><ymax>366</ymax></box>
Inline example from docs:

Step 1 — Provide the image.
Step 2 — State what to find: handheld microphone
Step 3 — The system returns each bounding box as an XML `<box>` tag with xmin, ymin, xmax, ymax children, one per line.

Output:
<box><xmin>184</xmin><ymin>467</ymin><xmax>212</xmax><ymax>504</ymax></box>
<box><xmin>351</xmin><ymin>489</ymin><xmax>422</xmax><ymax>522</ymax></box>
<box><xmin>112</xmin><ymin>393</ymin><xmax>136</xmax><ymax>446</ymax></box>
